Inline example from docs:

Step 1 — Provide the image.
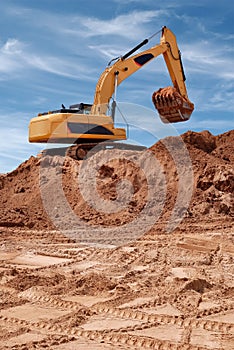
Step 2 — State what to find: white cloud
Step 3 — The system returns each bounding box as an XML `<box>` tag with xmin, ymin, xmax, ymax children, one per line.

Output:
<box><xmin>27</xmin><ymin>55</ymin><xmax>97</xmax><ymax>80</ymax></box>
<box><xmin>2</xmin><ymin>5</ymin><xmax>167</xmax><ymax>41</ymax></box>
<box><xmin>0</xmin><ymin>37</ymin><xmax>98</xmax><ymax>82</ymax></box>
<box><xmin>0</xmin><ymin>8</ymin><xmax>168</xmax><ymax>82</ymax></box>
<box><xmin>88</xmin><ymin>45</ymin><xmax>124</xmax><ymax>61</ymax></box>
<box><xmin>182</xmin><ymin>40</ymin><xmax>234</xmax><ymax>81</ymax></box>
<box><xmin>79</xmin><ymin>11</ymin><xmax>163</xmax><ymax>39</ymax></box>
<box><xmin>0</xmin><ymin>39</ymin><xmax>26</xmax><ymax>76</ymax></box>
<box><xmin>1</xmin><ymin>38</ymin><xmax>24</xmax><ymax>54</ymax></box>
<box><xmin>188</xmin><ymin>83</ymin><xmax>234</xmax><ymax>113</ymax></box>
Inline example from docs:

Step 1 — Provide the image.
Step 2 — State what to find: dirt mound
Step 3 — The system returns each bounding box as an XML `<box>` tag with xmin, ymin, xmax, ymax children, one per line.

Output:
<box><xmin>49</xmin><ymin>272</ymin><xmax>117</xmax><ymax>296</ymax></box>
<box><xmin>0</xmin><ymin>289</ymin><xmax>26</xmax><ymax>310</ymax></box>
<box><xmin>182</xmin><ymin>130</ymin><xmax>216</xmax><ymax>153</ymax></box>
<box><xmin>7</xmin><ymin>271</ymin><xmax>65</xmax><ymax>291</ymax></box>
<box><xmin>0</xmin><ymin>156</ymin><xmax>54</xmax><ymax>229</ymax></box>
<box><xmin>213</xmin><ymin>129</ymin><xmax>234</xmax><ymax>163</ymax></box>
<box><xmin>0</xmin><ymin>130</ymin><xmax>233</xmax><ymax>232</ymax></box>
<box><xmin>70</xmin><ymin>272</ymin><xmax>116</xmax><ymax>295</ymax></box>
<box><xmin>182</xmin><ymin>278</ymin><xmax>213</xmax><ymax>294</ymax></box>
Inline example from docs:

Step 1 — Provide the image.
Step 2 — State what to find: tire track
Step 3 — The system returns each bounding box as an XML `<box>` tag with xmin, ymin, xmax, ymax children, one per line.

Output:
<box><xmin>18</xmin><ymin>289</ymin><xmax>234</xmax><ymax>335</ymax></box>
<box><xmin>8</xmin><ymin>246</ymin><xmax>97</xmax><ymax>273</ymax></box>
<box><xmin>35</xmin><ymin>245</ymin><xmax>95</xmax><ymax>260</ymax></box>
<box><xmin>2</xmin><ymin>229</ymin><xmax>233</xmax><ymax>349</ymax></box>
<box><xmin>196</xmin><ymin>303</ymin><xmax>234</xmax><ymax>318</ymax></box>
<box><xmin>1</xmin><ymin>334</ymin><xmax>76</xmax><ymax>350</ymax></box>
<box><xmin>0</xmin><ymin>315</ymin><xmax>220</xmax><ymax>350</ymax></box>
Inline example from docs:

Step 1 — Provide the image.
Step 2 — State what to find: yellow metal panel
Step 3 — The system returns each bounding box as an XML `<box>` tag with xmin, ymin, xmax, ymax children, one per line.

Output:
<box><xmin>29</xmin><ymin>112</ymin><xmax>126</xmax><ymax>143</ymax></box>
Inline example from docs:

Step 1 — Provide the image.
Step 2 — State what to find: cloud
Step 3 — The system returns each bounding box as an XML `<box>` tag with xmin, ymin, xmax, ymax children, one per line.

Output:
<box><xmin>0</xmin><ymin>112</ymin><xmax>42</xmax><ymax>173</ymax></box>
<box><xmin>0</xmin><ymin>39</ymin><xmax>26</xmax><ymax>77</ymax></box>
<box><xmin>27</xmin><ymin>55</ymin><xmax>97</xmax><ymax>80</ymax></box>
<box><xmin>0</xmin><ymin>37</ymin><xmax>98</xmax><ymax>82</ymax></box>
<box><xmin>2</xmin><ymin>4</ymin><xmax>168</xmax><ymax>41</ymax></box>
<box><xmin>1</xmin><ymin>38</ymin><xmax>24</xmax><ymax>54</ymax></box>
<box><xmin>76</xmin><ymin>11</ymin><xmax>166</xmax><ymax>39</ymax></box>
<box><xmin>183</xmin><ymin>41</ymin><xmax>234</xmax><ymax>81</ymax></box>
<box><xmin>0</xmin><ymin>8</ymin><xmax>169</xmax><ymax>82</ymax></box>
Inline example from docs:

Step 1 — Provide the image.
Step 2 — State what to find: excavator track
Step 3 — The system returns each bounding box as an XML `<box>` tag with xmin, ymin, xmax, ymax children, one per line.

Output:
<box><xmin>40</xmin><ymin>142</ymin><xmax>147</xmax><ymax>161</ymax></box>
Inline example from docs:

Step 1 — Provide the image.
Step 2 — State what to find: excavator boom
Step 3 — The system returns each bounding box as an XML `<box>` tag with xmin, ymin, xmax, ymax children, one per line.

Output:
<box><xmin>91</xmin><ymin>26</ymin><xmax>194</xmax><ymax>122</ymax></box>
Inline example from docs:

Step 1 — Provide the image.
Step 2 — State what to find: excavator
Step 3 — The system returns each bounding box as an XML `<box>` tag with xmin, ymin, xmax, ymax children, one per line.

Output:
<box><xmin>29</xmin><ymin>26</ymin><xmax>194</xmax><ymax>160</ymax></box>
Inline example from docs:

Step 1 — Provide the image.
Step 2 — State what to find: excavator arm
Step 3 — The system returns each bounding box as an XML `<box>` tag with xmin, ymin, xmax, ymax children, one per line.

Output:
<box><xmin>91</xmin><ymin>26</ymin><xmax>194</xmax><ymax>123</ymax></box>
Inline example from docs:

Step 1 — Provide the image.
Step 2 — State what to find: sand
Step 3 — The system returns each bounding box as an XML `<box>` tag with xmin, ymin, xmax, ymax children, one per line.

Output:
<box><xmin>0</xmin><ymin>130</ymin><xmax>233</xmax><ymax>349</ymax></box>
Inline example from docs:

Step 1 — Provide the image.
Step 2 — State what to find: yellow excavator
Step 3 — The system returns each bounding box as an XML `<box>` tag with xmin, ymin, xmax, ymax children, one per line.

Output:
<box><xmin>29</xmin><ymin>26</ymin><xmax>194</xmax><ymax>159</ymax></box>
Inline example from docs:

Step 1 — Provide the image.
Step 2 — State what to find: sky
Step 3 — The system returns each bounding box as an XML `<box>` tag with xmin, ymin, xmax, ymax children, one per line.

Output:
<box><xmin>0</xmin><ymin>0</ymin><xmax>233</xmax><ymax>173</ymax></box>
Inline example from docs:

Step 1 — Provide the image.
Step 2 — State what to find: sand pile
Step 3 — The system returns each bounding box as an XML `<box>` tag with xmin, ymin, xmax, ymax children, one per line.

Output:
<box><xmin>0</xmin><ymin>130</ymin><xmax>233</xmax><ymax>231</ymax></box>
<box><xmin>0</xmin><ymin>156</ymin><xmax>53</xmax><ymax>229</ymax></box>
<box><xmin>180</xmin><ymin>130</ymin><xmax>234</xmax><ymax>216</ymax></box>
<box><xmin>49</xmin><ymin>272</ymin><xmax>117</xmax><ymax>296</ymax></box>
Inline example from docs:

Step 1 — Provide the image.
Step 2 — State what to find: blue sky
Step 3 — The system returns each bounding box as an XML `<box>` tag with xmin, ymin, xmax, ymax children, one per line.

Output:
<box><xmin>0</xmin><ymin>0</ymin><xmax>233</xmax><ymax>173</ymax></box>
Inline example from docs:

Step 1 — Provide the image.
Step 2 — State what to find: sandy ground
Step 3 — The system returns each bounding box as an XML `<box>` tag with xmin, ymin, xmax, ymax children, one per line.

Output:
<box><xmin>0</xmin><ymin>221</ymin><xmax>233</xmax><ymax>349</ymax></box>
<box><xmin>0</xmin><ymin>130</ymin><xmax>233</xmax><ymax>349</ymax></box>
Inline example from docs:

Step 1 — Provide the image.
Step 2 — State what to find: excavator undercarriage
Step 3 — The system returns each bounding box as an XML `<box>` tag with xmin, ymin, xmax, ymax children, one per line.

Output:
<box><xmin>41</xmin><ymin>142</ymin><xmax>146</xmax><ymax>160</ymax></box>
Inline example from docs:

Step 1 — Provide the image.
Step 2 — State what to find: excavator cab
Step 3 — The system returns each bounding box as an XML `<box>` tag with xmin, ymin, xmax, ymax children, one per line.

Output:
<box><xmin>69</xmin><ymin>103</ymin><xmax>92</xmax><ymax>115</ymax></box>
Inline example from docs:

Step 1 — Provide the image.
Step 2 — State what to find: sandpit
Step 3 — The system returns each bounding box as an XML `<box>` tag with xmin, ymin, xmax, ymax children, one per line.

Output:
<box><xmin>0</xmin><ymin>130</ymin><xmax>233</xmax><ymax>349</ymax></box>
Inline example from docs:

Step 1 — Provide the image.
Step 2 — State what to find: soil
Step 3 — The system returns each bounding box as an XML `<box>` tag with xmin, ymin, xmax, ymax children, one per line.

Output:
<box><xmin>0</xmin><ymin>129</ymin><xmax>233</xmax><ymax>349</ymax></box>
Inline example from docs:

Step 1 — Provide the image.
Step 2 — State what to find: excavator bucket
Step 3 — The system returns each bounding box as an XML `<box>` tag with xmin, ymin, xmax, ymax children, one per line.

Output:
<box><xmin>152</xmin><ymin>86</ymin><xmax>194</xmax><ymax>123</ymax></box>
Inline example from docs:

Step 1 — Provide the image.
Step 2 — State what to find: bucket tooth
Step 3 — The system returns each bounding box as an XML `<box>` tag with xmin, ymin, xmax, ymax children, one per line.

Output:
<box><xmin>152</xmin><ymin>86</ymin><xmax>194</xmax><ymax>123</ymax></box>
